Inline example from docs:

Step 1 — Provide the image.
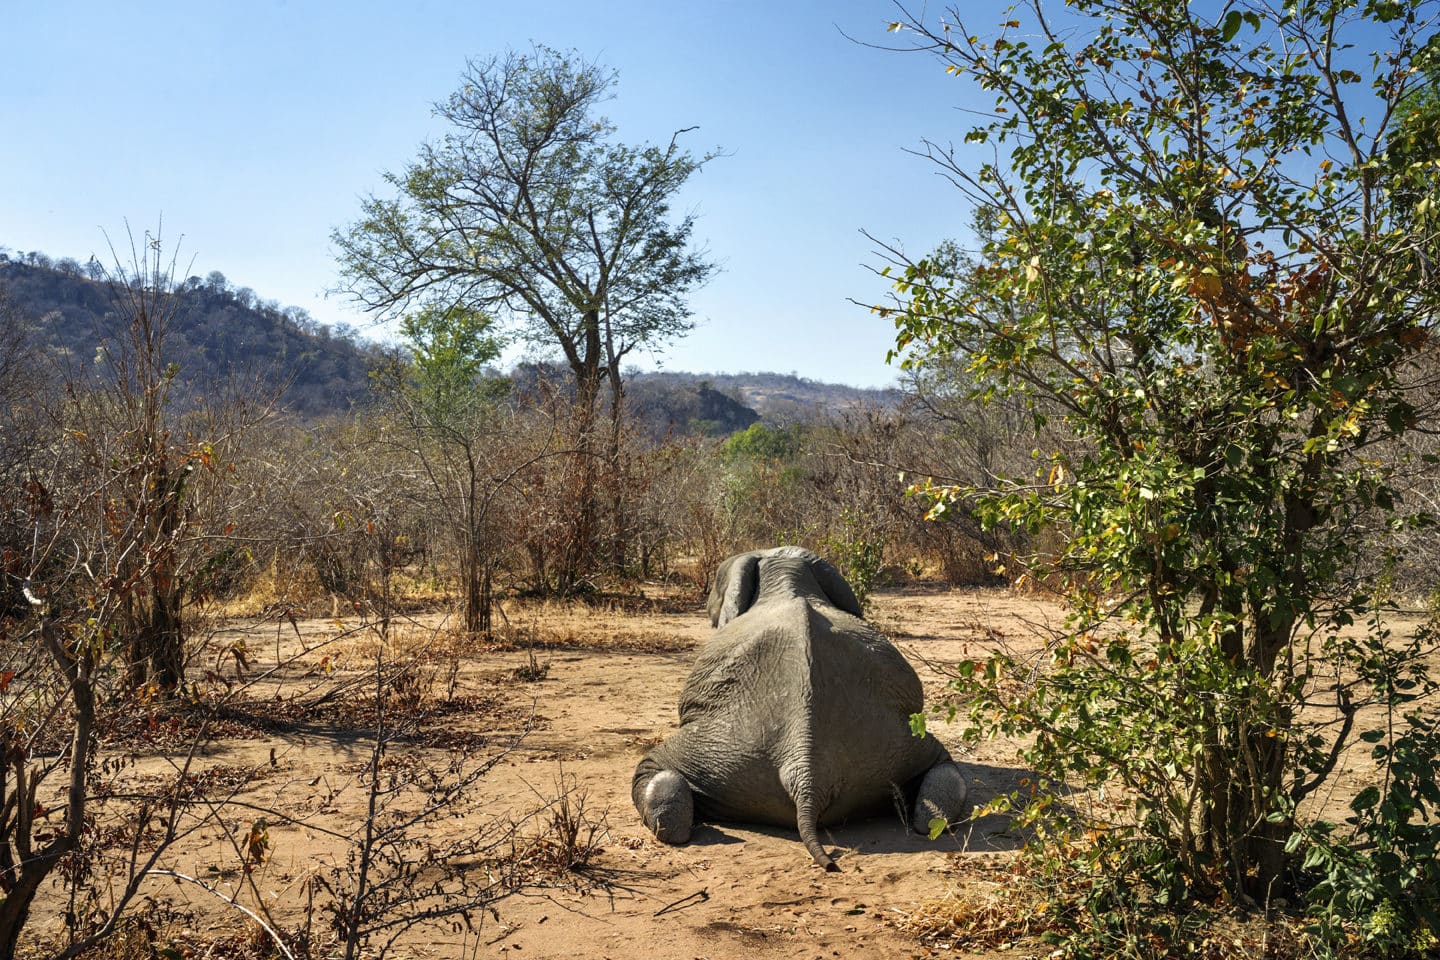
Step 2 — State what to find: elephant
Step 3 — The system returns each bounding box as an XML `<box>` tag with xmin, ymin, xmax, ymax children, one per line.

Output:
<box><xmin>631</xmin><ymin>546</ymin><xmax>969</xmax><ymax>870</ymax></box>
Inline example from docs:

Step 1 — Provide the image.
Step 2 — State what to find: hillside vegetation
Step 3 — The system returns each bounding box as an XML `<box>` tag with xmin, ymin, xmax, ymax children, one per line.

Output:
<box><xmin>0</xmin><ymin>252</ymin><xmax>892</xmax><ymax>430</ymax></box>
<box><xmin>0</xmin><ymin>256</ymin><xmax>383</xmax><ymax>415</ymax></box>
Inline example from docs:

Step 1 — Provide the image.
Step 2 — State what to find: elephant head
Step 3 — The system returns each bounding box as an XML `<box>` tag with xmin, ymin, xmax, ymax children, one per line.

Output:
<box><xmin>705</xmin><ymin>546</ymin><xmax>863</xmax><ymax>629</ymax></box>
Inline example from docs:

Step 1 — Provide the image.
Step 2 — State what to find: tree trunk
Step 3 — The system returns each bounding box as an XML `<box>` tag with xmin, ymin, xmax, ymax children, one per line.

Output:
<box><xmin>605</xmin><ymin>364</ymin><xmax>628</xmax><ymax>576</ymax></box>
<box><xmin>1194</xmin><ymin>589</ymin><xmax>1296</xmax><ymax>902</ymax></box>
<box><xmin>125</xmin><ymin>460</ymin><xmax>188</xmax><ymax>691</ymax></box>
<box><xmin>558</xmin><ymin>338</ymin><xmax>602</xmax><ymax>594</ymax></box>
<box><xmin>140</xmin><ymin>586</ymin><xmax>185</xmax><ymax>690</ymax></box>
<box><xmin>125</xmin><ymin>575</ymin><xmax>184</xmax><ymax>691</ymax></box>
<box><xmin>461</xmin><ymin>535</ymin><xmax>492</xmax><ymax>639</ymax></box>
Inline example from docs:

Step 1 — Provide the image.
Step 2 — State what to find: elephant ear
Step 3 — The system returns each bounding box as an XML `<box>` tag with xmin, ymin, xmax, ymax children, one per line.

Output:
<box><xmin>809</xmin><ymin>555</ymin><xmax>864</xmax><ymax>618</ymax></box>
<box><xmin>712</xmin><ymin>553</ymin><xmax>760</xmax><ymax>629</ymax></box>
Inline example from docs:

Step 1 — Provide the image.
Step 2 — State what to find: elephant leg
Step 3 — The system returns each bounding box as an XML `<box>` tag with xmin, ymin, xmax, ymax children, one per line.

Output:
<box><xmin>633</xmin><ymin>761</ymin><xmax>694</xmax><ymax>844</ymax></box>
<box><xmin>911</xmin><ymin>761</ymin><xmax>970</xmax><ymax>833</ymax></box>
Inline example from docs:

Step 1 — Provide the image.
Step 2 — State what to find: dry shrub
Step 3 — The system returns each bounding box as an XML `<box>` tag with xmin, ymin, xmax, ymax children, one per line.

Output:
<box><xmin>510</xmin><ymin>650</ymin><xmax>550</xmax><ymax>682</ymax></box>
<box><xmin>16</xmin><ymin>905</ymin><xmax>207</xmax><ymax>960</ymax></box>
<box><xmin>517</xmin><ymin>776</ymin><xmax>609</xmax><ymax>878</ymax></box>
<box><xmin>935</xmin><ymin>538</ymin><xmax>999</xmax><ymax>587</ymax></box>
<box><xmin>213</xmin><ymin>553</ymin><xmax>337</xmax><ymax>619</ymax></box>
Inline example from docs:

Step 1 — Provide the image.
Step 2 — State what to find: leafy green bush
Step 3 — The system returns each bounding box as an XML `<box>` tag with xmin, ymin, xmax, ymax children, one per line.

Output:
<box><xmin>1293</xmin><ymin>623</ymin><xmax>1440</xmax><ymax>957</ymax></box>
<box><xmin>819</xmin><ymin>509</ymin><xmax>885</xmax><ymax>612</ymax></box>
<box><xmin>884</xmin><ymin>0</ymin><xmax>1440</xmax><ymax>953</ymax></box>
<box><xmin>720</xmin><ymin>422</ymin><xmax>800</xmax><ymax>463</ymax></box>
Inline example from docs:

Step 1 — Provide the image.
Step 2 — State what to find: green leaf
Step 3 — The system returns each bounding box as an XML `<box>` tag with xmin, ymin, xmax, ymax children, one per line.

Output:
<box><xmin>1351</xmin><ymin>785</ymin><xmax>1381</xmax><ymax>812</ymax></box>
<box><xmin>1221</xmin><ymin>10</ymin><xmax>1242</xmax><ymax>42</ymax></box>
<box><xmin>927</xmin><ymin>817</ymin><xmax>949</xmax><ymax>840</ymax></box>
<box><xmin>909</xmin><ymin>712</ymin><xmax>928</xmax><ymax>738</ymax></box>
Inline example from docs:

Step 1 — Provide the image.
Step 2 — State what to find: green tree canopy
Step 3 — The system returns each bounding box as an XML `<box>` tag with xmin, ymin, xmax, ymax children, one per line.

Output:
<box><xmin>396</xmin><ymin>304</ymin><xmax>503</xmax><ymax>423</ymax></box>
<box><xmin>721</xmin><ymin>422</ymin><xmax>801</xmax><ymax>463</ymax></box>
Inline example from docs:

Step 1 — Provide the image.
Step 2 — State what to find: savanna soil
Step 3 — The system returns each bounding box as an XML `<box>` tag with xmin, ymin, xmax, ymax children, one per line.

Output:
<box><xmin>25</xmin><ymin>585</ymin><xmax>1418</xmax><ymax>959</ymax></box>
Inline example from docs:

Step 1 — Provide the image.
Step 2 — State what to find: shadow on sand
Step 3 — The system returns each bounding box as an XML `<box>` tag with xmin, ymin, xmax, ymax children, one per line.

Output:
<box><xmin>684</xmin><ymin>760</ymin><xmax>1050</xmax><ymax>864</ymax></box>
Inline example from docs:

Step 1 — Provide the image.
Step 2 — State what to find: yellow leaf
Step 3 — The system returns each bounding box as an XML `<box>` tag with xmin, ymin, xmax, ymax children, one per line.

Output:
<box><xmin>1025</xmin><ymin>255</ymin><xmax>1041</xmax><ymax>284</ymax></box>
<box><xmin>1189</xmin><ymin>272</ymin><xmax>1222</xmax><ymax>300</ymax></box>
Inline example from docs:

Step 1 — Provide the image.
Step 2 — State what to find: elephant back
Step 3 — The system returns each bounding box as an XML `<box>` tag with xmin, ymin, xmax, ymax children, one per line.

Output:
<box><xmin>803</xmin><ymin>605</ymin><xmax>944</xmax><ymax>821</ymax></box>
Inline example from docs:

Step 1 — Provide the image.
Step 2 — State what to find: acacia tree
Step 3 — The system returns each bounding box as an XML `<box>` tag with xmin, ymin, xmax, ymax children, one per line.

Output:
<box><xmin>335</xmin><ymin>46</ymin><xmax>716</xmax><ymax>589</ymax></box>
<box><xmin>882</xmin><ymin>0</ymin><xmax>1440</xmax><ymax>943</ymax></box>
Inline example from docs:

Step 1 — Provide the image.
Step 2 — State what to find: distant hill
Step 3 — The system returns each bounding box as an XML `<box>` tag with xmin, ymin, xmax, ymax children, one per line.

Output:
<box><xmin>1</xmin><ymin>252</ymin><xmax>898</xmax><ymax>430</ymax></box>
<box><xmin>625</xmin><ymin>370</ymin><xmax>901</xmax><ymax>422</ymax></box>
<box><xmin>625</xmin><ymin>376</ymin><xmax>760</xmax><ymax>440</ymax></box>
<box><xmin>0</xmin><ymin>257</ymin><xmax>385</xmax><ymax>416</ymax></box>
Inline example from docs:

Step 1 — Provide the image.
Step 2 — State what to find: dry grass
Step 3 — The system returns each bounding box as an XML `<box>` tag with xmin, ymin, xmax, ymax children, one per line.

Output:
<box><xmin>398</xmin><ymin>594</ymin><xmax>702</xmax><ymax>658</ymax></box>
<box><xmin>901</xmin><ymin>878</ymin><xmax>1319</xmax><ymax>960</ymax></box>
<box><xmin>213</xmin><ymin>560</ymin><xmax>453</xmax><ymax>621</ymax></box>
<box><xmin>902</xmin><ymin>881</ymin><xmax>1056</xmax><ymax>952</ymax></box>
<box><xmin>515</xmin><ymin>776</ymin><xmax>611</xmax><ymax>878</ymax></box>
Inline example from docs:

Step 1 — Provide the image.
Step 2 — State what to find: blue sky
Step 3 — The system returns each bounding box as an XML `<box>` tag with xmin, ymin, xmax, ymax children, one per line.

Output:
<box><xmin>1</xmin><ymin>0</ymin><xmax>1011</xmax><ymax>388</ymax></box>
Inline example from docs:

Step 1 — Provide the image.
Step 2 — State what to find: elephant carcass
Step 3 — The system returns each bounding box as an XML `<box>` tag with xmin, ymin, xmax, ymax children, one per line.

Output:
<box><xmin>632</xmin><ymin>546</ymin><xmax>968</xmax><ymax>870</ymax></box>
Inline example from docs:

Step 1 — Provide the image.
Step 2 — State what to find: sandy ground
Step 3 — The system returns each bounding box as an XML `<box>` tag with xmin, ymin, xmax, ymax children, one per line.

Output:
<box><xmin>24</xmin><ymin>585</ymin><xmax>1062</xmax><ymax>959</ymax></box>
<box><xmin>25</xmin><ymin>583</ymin><xmax>1415</xmax><ymax>959</ymax></box>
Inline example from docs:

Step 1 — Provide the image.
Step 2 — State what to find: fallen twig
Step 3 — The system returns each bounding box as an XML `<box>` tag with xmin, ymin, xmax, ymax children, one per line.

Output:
<box><xmin>654</xmin><ymin>887</ymin><xmax>709</xmax><ymax>916</ymax></box>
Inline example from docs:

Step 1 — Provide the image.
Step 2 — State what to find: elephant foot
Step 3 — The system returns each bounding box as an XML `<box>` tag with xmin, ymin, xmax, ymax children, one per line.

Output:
<box><xmin>912</xmin><ymin>761</ymin><xmax>970</xmax><ymax>834</ymax></box>
<box><xmin>639</xmin><ymin>769</ymin><xmax>694</xmax><ymax>844</ymax></box>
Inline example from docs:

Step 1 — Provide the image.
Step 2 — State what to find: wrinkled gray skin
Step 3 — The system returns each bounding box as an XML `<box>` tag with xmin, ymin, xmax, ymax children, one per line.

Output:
<box><xmin>632</xmin><ymin>547</ymin><xmax>969</xmax><ymax>870</ymax></box>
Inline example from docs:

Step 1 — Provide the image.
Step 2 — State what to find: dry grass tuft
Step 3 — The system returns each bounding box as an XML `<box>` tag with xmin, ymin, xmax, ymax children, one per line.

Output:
<box><xmin>496</xmin><ymin>597</ymin><xmax>696</xmax><ymax>653</ymax></box>
<box><xmin>403</xmin><ymin>596</ymin><xmax>700</xmax><ymax>658</ymax></box>
<box><xmin>902</xmin><ymin>882</ymin><xmax>1054</xmax><ymax>950</ymax></box>
<box><xmin>211</xmin><ymin>559</ymin><xmax>332</xmax><ymax>619</ymax></box>
<box><xmin>903</xmin><ymin>876</ymin><xmax>1319</xmax><ymax>960</ymax></box>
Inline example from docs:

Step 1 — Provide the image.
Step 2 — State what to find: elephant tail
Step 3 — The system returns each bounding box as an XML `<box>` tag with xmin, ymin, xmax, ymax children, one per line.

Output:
<box><xmin>796</xmin><ymin>801</ymin><xmax>838</xmax><ymax>871</ymax></box>
<box><xmin>783</xmin><ymin>765</ymin><xmax>838</xmax><ymax>871</ymax></box>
